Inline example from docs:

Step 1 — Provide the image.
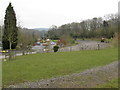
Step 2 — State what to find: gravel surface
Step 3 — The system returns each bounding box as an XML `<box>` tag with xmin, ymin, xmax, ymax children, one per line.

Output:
<box><xmin>8</xmin><ymin>61</ymin><xmax>119</xmax><ymax>88</ymax></box>
<box><xmin>58</xmin><ymin>40</ymin><xmax>110</xmax><ymax>52</ymax></box>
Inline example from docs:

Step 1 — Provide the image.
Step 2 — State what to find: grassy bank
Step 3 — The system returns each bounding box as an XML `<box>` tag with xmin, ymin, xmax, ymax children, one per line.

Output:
<box><xmin>97</xmin><ymin>78</ymin><xmax>119</xmax><ymax>88</ymax></box>
<box><xmin>3</xmin><ymin>48</ymin><xmax>118</xmax><ymax>86</ymax></box>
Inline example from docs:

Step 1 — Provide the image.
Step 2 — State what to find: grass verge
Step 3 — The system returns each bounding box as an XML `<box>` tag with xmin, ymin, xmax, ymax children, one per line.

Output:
<box><xmin>97</xmin><ymin>78</ymin><xmax>119</xmax><ymax>88</ymax></box>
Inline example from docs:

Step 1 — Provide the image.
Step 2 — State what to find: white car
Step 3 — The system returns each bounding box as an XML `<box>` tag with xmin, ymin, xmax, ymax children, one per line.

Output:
<box><xmin>51</xmin><ymin>42</ymin><xmax>56</xmax><ymax>45</ymax></box>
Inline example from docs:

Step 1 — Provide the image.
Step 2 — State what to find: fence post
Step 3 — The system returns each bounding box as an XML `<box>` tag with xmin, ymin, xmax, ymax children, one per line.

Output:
<box><xmin>98</xmin><ymin>44</ymin><xmax>100</xmax><ymax>50</ymax></box>
<box><xmin>5</xmin><ymin>52</ymin><xmax>7</xmax><ymax>59</ymax></box>
<box><xmin>70</xmin><ymin>47</ymin><xmax>72</xmax><ymax>52</ymax></box>
<box><xmin>81</xmin><ymin>45</ymin><xmax>83</xmax><ymax>50</ymax></box>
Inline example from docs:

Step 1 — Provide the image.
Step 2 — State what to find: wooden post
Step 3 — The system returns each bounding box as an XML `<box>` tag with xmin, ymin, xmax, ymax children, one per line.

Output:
<box><xmin>98</xmin><ymin>44</ymin><xmax>100</xmax><ymax>50</ymax></box>
<box><xmin>8</xmin><ymin>50</ymin><xmax>12</xmax><ymax>60</ymax></box>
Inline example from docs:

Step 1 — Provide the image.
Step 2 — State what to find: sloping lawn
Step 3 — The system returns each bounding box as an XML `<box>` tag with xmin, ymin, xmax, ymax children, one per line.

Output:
<box><xmin>3</xmin><ymin>48</ymin><xmax>118</xmax><ymax>86</ymax></box>
<box><xmin>97</xmin><ymin>78</ymin><xmax>119</xmax><ymax>88</ymax></box>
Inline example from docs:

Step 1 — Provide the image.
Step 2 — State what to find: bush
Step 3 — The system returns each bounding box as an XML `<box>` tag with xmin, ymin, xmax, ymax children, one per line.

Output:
<box><xmin>58</xmin><ymin>35</ymin><xmax>75</xmax><ymax>46</ymax></box>
<box><xmin>53</xmin><ymin>45</ymin><xmax>59</xmax><ymax>52</ymax></box>
<box><xmin>70</xmin><ymin>39</ymin><xmax>75</xmax><ymax>44</ymax></box>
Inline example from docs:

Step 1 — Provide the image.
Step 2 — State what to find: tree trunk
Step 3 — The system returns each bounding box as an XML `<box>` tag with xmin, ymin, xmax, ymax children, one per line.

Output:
<box><xmin>9</xmin><ymin>42</ymin><xmax>12</xmax><ymax>60</ymax></box>
<box><xmin>9</xmin><ymin>42</ymin><xmax>12</xmax><ymax>50</ymax></box>
<box><xmin>22</xmin><ymin>50</ymin><xmax>25</xmax><ymax>55</ymax></box>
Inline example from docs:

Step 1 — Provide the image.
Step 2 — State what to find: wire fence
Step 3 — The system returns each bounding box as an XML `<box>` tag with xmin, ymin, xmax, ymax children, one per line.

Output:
<box><xmin>1</xmin><ymin>42</ymin><xmax>110</xmax><ymax>60</ymax></box>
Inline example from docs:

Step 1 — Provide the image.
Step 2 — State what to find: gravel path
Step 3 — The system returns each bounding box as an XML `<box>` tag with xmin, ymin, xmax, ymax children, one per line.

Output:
<box><xmin>8</xmin><ymin>61</ymin><xmax>119</xmax><ymax>88</ymax></box>
<box><xmin>59</xmin><ymin>40</ymin><xmax>110</xmax><ymax>52</ymax></box>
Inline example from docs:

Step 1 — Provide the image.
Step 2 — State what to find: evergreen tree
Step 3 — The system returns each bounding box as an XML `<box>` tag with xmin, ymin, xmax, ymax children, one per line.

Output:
<box><xmin>2</xmin><ymin>3</ymin><xmax>18</xmax><ymax>50</ymax></box>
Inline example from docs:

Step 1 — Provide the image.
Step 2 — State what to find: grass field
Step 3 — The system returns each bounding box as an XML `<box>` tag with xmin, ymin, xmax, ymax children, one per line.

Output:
<box><xmin>3</xmin><ymin>48</ymin><xmax>118</xmax><ymax>86</ymax></box>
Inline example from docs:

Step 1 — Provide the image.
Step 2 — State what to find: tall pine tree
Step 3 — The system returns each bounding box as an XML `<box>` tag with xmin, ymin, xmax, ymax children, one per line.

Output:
<box><xmin>2</xmin><ymin>3</ymin><xmax>18</xmax><ymax>50</ymax></box>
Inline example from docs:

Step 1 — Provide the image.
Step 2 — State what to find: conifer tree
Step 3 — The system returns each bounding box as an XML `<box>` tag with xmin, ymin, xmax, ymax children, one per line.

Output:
<box><xmin>2</xmin><ymin>3</ymin><xmax>18</xmax><ymax>50</ymax></box>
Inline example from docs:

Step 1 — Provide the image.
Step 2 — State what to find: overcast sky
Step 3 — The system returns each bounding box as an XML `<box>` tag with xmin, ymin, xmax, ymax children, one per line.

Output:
<box><xmin>0</xmin><ymin>0</ymin><xmax>119</xmax><ymax>29</ymax></box>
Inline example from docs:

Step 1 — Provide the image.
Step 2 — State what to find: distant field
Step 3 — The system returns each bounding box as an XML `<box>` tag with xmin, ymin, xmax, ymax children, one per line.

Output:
<box><xmin>3</xmin><ymin>48</ymin><xmax>118</xmax><ymax>86</ymax></box>
<box><xmin>52</xmin><ymin>40</ymin><xmax>58</xmax><ymax>42</ymax></box>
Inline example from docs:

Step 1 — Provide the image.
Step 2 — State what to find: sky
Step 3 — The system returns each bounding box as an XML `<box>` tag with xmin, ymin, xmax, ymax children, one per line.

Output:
<box><xmin>0</xmin><ymin>0</ymin><xmax>119</xmax><ymax>29</ymax></box>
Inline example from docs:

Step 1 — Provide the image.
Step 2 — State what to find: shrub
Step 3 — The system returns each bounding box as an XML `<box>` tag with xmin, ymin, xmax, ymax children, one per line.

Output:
<box><xmin>53</xmin><ymin>45</ymin><xmax>59</xmax><ymax>52</ymax></box>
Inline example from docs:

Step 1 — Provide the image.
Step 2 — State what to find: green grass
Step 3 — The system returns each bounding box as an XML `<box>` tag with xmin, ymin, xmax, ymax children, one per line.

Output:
<box><xmin>3</xmin><ymin>48</ymin><xmax>118</xmax><ymax>86</ymax></box>
<box><xmin>77</xmin><ymin>38</ymin><xmax>101</xmax><ymax>41</ymax></box>
<box><xmin>97</xmin><ymin>78</ymin><xmax>119</xmax><ymax>88</ymax></box>
<box><xmin>52</xmin><ymin>40</ymin><xmax>58</xmax><ymax>42</ymax></box>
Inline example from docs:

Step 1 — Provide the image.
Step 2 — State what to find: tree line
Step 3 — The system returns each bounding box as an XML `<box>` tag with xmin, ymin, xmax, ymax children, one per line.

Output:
<box><xmin>47</xmin><ymin>14</ymin><xmax>118</xmax><ymax>40</ymax></box>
